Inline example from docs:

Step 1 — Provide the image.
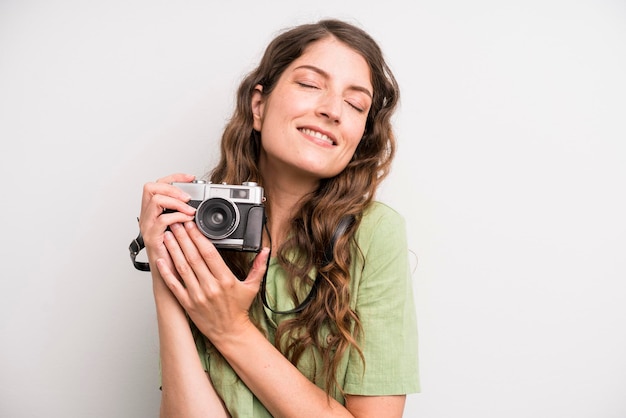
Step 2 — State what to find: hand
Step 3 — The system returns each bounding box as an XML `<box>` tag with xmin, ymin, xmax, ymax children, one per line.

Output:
<box><xmin>156</xmin><ymin>221</ymin><xmax>270</xmax><ymax>342</ymax></box>
<box><xmin>138</xmin><ymin>173</ymin><xmax>197</xmax><ymax>266</ymax></box>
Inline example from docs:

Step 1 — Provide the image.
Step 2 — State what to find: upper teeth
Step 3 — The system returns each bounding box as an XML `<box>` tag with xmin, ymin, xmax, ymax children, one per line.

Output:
<box><xmin>300</xmin><ymin>128</ymin><xmax>333</xmax><ymax>145</ymax></box>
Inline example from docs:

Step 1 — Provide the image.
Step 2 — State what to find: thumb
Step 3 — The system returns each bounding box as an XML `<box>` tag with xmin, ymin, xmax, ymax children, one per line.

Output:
<box><xmin>243</xmin><ymin>247</ymin><xmax>271</xmax><ymax>290</ymax></box>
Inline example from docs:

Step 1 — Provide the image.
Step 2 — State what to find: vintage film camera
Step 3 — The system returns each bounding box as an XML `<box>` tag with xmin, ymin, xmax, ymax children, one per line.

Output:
<box><xmin>171</xmin><ymin>180</ymin><xmax>266</xmax><ymax>252</ymax></box>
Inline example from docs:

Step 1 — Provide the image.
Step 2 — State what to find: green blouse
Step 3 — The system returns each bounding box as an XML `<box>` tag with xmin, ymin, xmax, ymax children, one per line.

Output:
<box><xmin>193</xmin><ymin>201</ymin><xmax>420</xmax><ymax>417</ymax></box>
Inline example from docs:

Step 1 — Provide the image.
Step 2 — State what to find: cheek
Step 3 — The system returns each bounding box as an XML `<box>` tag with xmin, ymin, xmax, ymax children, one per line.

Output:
<box><xmin>346</xmin><ymin>119</ymin><xmax>367</xmax><ymax>150</ymax></box>
<box><xmin>260</xmin><ymin>112</ymin><xmax>288</xmax><ymax>140</ymax></box>
<box><xmin>259</xmin><ymin>97</ymin><xmax>293</xmax><ymax>133</ymax></box>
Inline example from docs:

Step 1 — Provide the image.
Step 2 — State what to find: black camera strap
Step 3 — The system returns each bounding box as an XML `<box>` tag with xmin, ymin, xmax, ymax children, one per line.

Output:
<box><xmin>129</xmin><ymin>219</ymin><xmax>151</xmax><ymax>271</ymax></box>
<box><xmin>128</xmin><ymin>215</ymin><xmax>355</xmax><ymax>315</ymax></box>
<box><xmin>260</xmin><ymin>215</ymin><xmax>354</xmax><ymax>315</ymax></box>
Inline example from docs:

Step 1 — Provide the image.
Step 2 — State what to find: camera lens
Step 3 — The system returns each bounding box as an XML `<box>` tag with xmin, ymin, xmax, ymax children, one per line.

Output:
<box><xmin>195</xmin><ymin>198</ymin><xmax>240</xmax><ymax>239</ymax></box>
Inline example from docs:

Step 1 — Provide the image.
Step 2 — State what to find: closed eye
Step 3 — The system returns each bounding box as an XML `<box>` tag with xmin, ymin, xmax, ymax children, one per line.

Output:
<box><xmin>297</xmin><ymin>82</ymin><xmax>319</xmax><ymax>89</ymax></box>
<box><xmin>346</xmin><ymin>101</ymin><xmax>365</xmax><ymax>113</ymax></box>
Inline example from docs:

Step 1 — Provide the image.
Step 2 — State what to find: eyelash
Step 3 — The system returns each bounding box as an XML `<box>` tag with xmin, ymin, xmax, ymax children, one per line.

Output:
<box><xmin>297</xmin><ymin>82</ymin><xmax>365</xmax><ymax>113</ymax></box>
<box><xmin>297</xmin><ymin>82</ymin><xmax>317</xmax><ymax>89</ymax></box>
<box><xmin>348</xmin><ymin>102</ymin><xmax>365</xmax><ymax>113</ymax></box>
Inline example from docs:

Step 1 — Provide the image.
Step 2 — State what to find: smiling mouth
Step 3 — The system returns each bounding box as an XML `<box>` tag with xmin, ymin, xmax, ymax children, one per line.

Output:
<box><xmin>299</xmin><ymin>128</ymin><xmax>335</xmax><ymax>146</ymax></box>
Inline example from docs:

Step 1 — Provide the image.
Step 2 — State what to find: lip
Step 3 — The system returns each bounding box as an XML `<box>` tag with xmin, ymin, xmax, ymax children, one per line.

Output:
<box><xmin>298</xmin><ymin>126</ymin><xmax>337</xmax><ymax>146</ymax></box>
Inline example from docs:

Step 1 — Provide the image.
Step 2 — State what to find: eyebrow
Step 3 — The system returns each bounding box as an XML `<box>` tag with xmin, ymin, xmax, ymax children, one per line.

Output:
<box><xmin>294</xmin><ymin>64</ymin><xmax>373</xmax><ymax>99</ymax></box>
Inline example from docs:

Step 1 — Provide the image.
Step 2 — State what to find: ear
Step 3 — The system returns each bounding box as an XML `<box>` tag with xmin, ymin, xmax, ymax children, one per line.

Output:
<box><xmin>251</xmin><ymin>84</ymin><xmax>265</xmax><ymax>132</ymax></box>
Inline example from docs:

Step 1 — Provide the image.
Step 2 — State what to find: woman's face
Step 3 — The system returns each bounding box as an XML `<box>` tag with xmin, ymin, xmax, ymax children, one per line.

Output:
<box><xmin>252</xmin><ymin>37</ymin><xmax>373</xmax><ymax>184</ymax></box>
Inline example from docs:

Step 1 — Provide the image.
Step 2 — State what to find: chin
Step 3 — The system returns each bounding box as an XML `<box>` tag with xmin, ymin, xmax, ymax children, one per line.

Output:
<box><xmin>304</xmin><ymin>165</ymin><xmax>341</xmax><ymax>180</ymax></box>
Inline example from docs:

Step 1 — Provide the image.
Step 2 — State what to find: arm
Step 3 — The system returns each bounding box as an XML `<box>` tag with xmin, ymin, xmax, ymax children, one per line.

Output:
<box><xmin>345</xmin><ymin>395</ymin><xmax>406</xmax><ymax>418</ymax></box>
<box><xmin>152</xmin><ymin>271</ymin><xmax>230</xmax><ymax>418</ymax></box>
<box><xmin>158</xmin><ymin>219</ymin><xmax>410</xmax><ymax>418</ymax></box>
<box><xmin>208</xmin><ymin>318</ymin><xmax>406</xmax><ymax>418</ymax></box>
<box><xmin>139</xmin><ymin>174</ymin><xmax>230</xmax><ymax>417</ymax></box>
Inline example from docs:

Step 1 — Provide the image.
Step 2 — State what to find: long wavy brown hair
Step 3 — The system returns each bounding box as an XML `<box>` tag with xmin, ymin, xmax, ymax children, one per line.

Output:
<box><xmin>207</xmin><ymin>19</ymin><xmax>399</xmax><ymax>396</ymax></box>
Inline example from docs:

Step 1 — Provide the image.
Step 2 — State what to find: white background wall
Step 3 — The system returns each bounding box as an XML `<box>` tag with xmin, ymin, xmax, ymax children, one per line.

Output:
<box><xmin>1</xmin><ymin>1</ymin><xmax>625</xmax><ymax>417</ymax></box>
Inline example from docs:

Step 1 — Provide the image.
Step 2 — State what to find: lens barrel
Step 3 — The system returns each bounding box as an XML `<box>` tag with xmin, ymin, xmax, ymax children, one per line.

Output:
<box><xmin>195</xmin><ymin>197</ymin><xmax>240</xmax><ymax>239</ymax></box>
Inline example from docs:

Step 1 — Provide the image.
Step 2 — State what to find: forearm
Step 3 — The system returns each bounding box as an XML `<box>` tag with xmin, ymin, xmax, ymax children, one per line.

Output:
<box><xmin>153</xmin><ymin>275</ymin><xmax>230</xmax><ymax>418</ymax></box>
<box><xmin>212</xmin><ymin>321</ymin><xmax>353</xmax><ymax>418</ymax></box>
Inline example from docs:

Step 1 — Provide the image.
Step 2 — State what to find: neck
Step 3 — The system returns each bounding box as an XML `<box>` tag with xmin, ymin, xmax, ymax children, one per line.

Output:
<box><xmin>260</xmin><ymin>169</ymin><xmax>320</xmax><ymax>253</ymax></box>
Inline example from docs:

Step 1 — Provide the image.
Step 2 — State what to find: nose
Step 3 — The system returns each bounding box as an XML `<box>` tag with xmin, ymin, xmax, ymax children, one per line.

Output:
<box><xmin>316</xmin><ymin>92</ymin><xmax>342</xmax><ymax>123</ymax></box>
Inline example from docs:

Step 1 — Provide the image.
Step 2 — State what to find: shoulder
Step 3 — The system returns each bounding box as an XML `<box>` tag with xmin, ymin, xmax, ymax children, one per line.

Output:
<box><xmin>349</xmin><ymin>201</ymin><xmax>409</xmax><ymax>276</ymax></box>
<box><xmin>355</xmin><ymin>201</ymin><xmax>407</xmax><ymax>248</ymax></box>
<box><xmin>360</xmin><ymin>201</ymin><xmax>406</xmax><ymax>230</ymax></box>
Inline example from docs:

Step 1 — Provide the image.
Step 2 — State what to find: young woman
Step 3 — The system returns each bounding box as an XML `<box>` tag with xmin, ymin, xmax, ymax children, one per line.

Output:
<box><xmin>138</xmin><ymin>19</ymin><xmax>419</xmax><ymax>418</ymax></box>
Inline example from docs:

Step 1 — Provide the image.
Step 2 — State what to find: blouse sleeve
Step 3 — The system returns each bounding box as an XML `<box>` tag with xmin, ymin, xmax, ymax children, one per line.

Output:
<box><xmin>343</xmin><ymin>203</ymin><xmax>420</xmax><ymax>395</ymax></box>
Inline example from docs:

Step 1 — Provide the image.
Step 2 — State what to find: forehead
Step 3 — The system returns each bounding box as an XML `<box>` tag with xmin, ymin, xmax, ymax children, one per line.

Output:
<box><xmin>288</xmin><ymin>37</ymin><xmax>373</xmax><ymax>89</ymax></box>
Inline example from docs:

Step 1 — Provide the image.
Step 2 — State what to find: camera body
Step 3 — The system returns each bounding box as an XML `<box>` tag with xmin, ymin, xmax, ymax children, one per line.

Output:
<box><xmin>171</xmin><ymin>180</ymin><xmax>266</xmax><ymax>252</ymax></box>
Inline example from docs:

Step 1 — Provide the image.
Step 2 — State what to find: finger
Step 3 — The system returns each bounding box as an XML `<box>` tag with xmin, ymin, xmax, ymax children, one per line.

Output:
<box><xmin>163</xmin><ymin>229</ymin><xmax>205</xmax><ymax>294</ymax></box>
<box><xmin>139</xmin><ymin>195</ymin><xmax>195</xmax><ymax>244</ymax></box>
<box><xmin>142</xmin><ymin>173</ymin><xmax>194</xmax><ymax>208</ymax></box>
<box><xmin>164</xmin><ymin>225</ymin><xmax>211</xmax><ymax>294</ymax></box>
<box><xmin>244</xmin><ymin>247</ymin><xmax>271</xmax><ymax>289</ymax></box>
<box><xmin>151</xmin><ymin>193</ymin><xmax>197</xmax><ymax>217</ymax></box>
<box><xmin>155</xmin><ymin>173</ymin><xmax>196</xmax><ymax>184</ymax></box>
<box><xmin>142</xmin><ymin>183</ymin><xmax>196</xmax><ymax>215</ymax></box>
<box><xmin>139</xmin><ymin>184</ymin><xmax>197</xmax><ymax>237</ymax></box>
<box><xmin>155</xmin><ymin>257</ymin><xmax>191</xmax><ymax>306</ymax></box>
<box><xmin>139</xmin><ymin>173</ymin><xmax>197</xmax><ymax>265</ymax></box>
<box><xmin>182</xmin><ymin>221</ymin><xmax>232</xmax><ymax>281</ymax></box>
<box><xmin>184</xmin><ymin>216</ymin><xmax>269</xmax><ymax>288</ymax></box>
